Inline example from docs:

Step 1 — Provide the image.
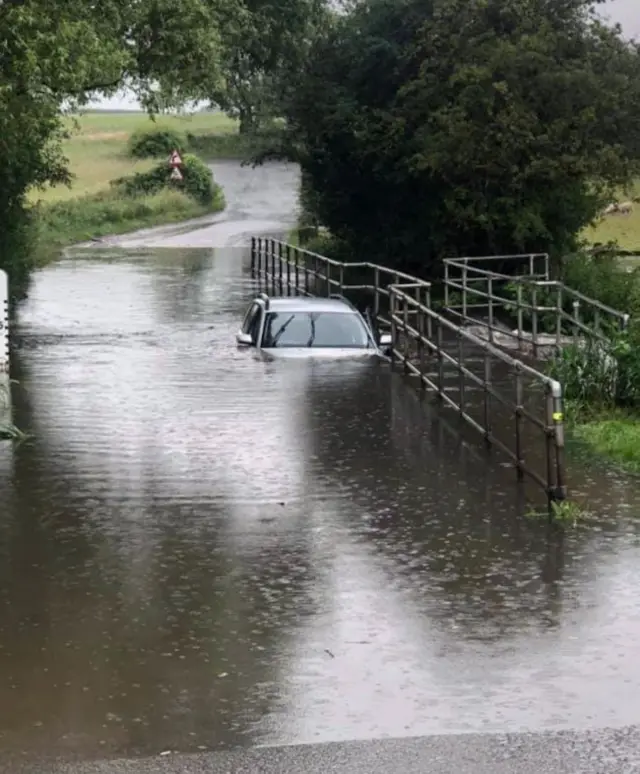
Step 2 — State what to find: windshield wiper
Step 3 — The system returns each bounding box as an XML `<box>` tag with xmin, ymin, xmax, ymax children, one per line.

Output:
<box><xmin>306</xmin><ymin>315</ymin><xmax>317</xmax><ymax>347</ymax></box>
<box><xmin>271</xmin><ymin>315</ymin><xmax>295</xmax><ymax>346</ymax></box>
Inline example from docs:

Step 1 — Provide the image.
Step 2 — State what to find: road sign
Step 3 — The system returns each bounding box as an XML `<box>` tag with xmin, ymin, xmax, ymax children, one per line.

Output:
<box><xmin>169</xmin><ymin>150</ymin><xmax>183</xmax><ymax>167</ymax></box>
<box><xmin>170</xmin><ymin>167</ymin><xmax>184</xmax><ymax>181</ymax></box>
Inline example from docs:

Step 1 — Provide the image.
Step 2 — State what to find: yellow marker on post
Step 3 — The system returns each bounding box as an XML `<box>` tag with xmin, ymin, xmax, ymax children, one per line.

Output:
<box><xmin>552</xmin><ymin>411</ymin><xmax>563</xmax><ymax>421</ymax></box>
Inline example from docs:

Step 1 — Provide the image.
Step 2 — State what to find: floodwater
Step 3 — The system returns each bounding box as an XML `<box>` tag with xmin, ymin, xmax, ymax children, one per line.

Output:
<box><xmin>2</xmin><ymin>161</ymin><xmax>640</xmax><ymax>765</ymax></box>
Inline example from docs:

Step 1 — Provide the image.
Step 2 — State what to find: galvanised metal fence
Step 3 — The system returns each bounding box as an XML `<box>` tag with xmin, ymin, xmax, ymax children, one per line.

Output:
<box><xmin>251</xmin><ymin>237</ymin><xmax>567</xmax><ymax>502</ymax></box>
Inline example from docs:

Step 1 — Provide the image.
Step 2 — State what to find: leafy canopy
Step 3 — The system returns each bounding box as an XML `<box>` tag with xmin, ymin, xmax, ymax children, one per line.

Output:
<box><xmin>287</xmin><ymin>0</ymin><xmax>640</xmax><ymax>275</ymax></box>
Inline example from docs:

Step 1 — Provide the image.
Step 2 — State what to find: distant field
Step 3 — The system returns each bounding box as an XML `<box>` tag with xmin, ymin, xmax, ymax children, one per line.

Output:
<box><xmin>30</xmin><ymin>111</ymin><xmax>238</xmax><ymax>204</ymax></box>
<box><xmin>584</xmin><ymin>182</ymin><xmax>640</xmax><ymax>250</ymax></box>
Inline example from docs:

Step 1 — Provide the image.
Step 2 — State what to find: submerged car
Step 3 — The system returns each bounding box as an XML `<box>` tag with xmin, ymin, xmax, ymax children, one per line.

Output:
<box><xmin>236</xmin><ymin>293</ymin><xmax>392</xmax><ymax>359</ymax></box>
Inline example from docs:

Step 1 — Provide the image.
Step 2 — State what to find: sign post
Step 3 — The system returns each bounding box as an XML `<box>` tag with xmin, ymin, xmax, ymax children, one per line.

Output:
<box><xmin>168</xmin><ymin>149</ymin><xmax>184</xmax><ymax>182</ymax></box>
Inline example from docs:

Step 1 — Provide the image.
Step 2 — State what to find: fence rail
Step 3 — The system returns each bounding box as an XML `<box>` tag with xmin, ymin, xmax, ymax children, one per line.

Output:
<box><xmin>251</xmin><ymin>237</ymin><xmax>567</xmax><ymax>502</ymax></box>
<box><xmin>443</xmin><ymin>254</ymin><xmax>629</xmax><ymax>356</ymax></box>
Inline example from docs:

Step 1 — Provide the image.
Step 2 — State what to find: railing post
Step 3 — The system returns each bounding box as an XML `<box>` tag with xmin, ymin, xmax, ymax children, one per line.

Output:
<box><xmin>457</xmin><ymin>329</ymin><xmax>465</xmax><ymax>415</ymax></box>
<box><xmin>277</xmin><ymin>241</ymin><xmax>283</xmax><ymax>290</ymax></box>
<box><xmin>374</xmin><ymin>267</ymin><xmax>380</xmax><ymax>320</ymax></box>
<box><xmin>531</xmin><ymin>284</ymin><xmax>539</xmax><ymax>358</ymax></box>
<box><xmin>339</xmin><ymin>264</ymin><xmax>345</xmax><ymax>295</ymax></box>
<box><xmin>437</xmin><ymin>319</ymin><xmax>444</xmax><ymax>398</ymax></box>
<box><xmin>444</xmin><ymin>262</ymin><xmax>450</xmax><ymax>310</ymax></box>
<box><xmin>517</xmin><ymin>282</ymin><xmax>524</xmax><ymax>353</ymax></box>
<box><xmin>285</xmin><ymin>244</ymin><xmax>292</xmax><ymax>295</ymax></box>
<box><xmin>416</xmin><ymin>286</ymin><xmax>425</xmax><ymax>385</ymax></box>
<box><xmin>514</xmin><ymin>364</ymin><xmax>524</xmax><ymax>480</ymax></box>
<box><xmin>488</xmin><ymin>276</ymin><xmax>494</xmax><ymax>343</ymax></box>
<box><xmin>0</xmin><ymin>269</ymin><xmax>8</xmax><ymax>376</ymax></box>
<box><xmin>390</xmin><ymin>288</ymin><xmax>397</xmax><ymax>365</ymax></box>
<box><xmin>402</xmin><ymin>294</ymin><xmax>410</xmax><ymax>372</ymax></box>
<box><xmin>549</xmin><ymin>380</ymin><xmax>566</xmax><ymax>501</ymax></box>
<box><xmin>555</xmin><ymin>284</ymin><xmax>563</xmax><ymax>352</ymax></box>
<box><xmin>426</xmin><ymin>285</ymin><xmax>433</xmax><ymax>341</ymax></box>
<box><xmin>294</xmin><ymin>247</ymin><xmax>300</xmax><ymax>295</ymax></box>
<box><xmin>483</xmin><ymin>347</ymin><xmax>492</xmax><ymax>444</ymax></box>
<box><xmin>572</xmin><ymin>301</ymin><xmax>581</xmax><ymax>343</ymax></box>
<box><xmin>462</xmin><ymin>263</ymin><xmax>468</xmax><ymax>320</ymax></box>
<box><xmin>326</xmin><ymin>261</ymin><xmax>331</xmax><ymax>297</ymax></box>
<box><xmin>255</xmin><ymin>237</ymin><xmax>262</xmax><ymax>275</ymax></box>
<box><xmin>251</xmin><ymin>236</ymin><xmax>256</xmax><ymax>273</ymax></box>
<box><xmin>304</xmin><ymin>252</ymin><xmax>310</xmax><ymax>295</ymax></box>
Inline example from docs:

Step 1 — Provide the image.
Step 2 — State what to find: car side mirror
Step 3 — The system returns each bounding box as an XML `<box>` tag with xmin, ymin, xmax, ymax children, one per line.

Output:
<box><xmin>379</xmin><ymin>333</ymin><xmax>392</xmax><ymax>347</ymax></box>
<box><xmin>236</xmin><ymin>331</ymin><xmax>253</xmax><ymax>346</ymax></box>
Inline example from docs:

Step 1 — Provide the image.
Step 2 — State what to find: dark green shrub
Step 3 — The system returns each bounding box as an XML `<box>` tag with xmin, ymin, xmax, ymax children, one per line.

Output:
<box><xmin>180</xmin><ymin>154</ymin><xmax>214</xmax><ymax>205</ymax></box>
<box><xmin>112</xmin><ymin>153</ymin><xmax>216</xmax><ymax>206</ymax></box>
<box><xmin>128</xmin><ymin>127</ymin><xmax>187</xmax><ymax>159</ymax></box>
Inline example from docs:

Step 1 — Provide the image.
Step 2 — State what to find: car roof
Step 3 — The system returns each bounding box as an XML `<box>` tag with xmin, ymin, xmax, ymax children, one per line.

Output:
<box><xmin>257</xmin><ymin>296</ymin><xmax>359</xmax><ymax>314</ymax></box>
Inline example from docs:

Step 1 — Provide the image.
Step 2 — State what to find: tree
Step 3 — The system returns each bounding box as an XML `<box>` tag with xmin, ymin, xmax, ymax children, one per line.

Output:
<box><xmin>286</xmin><ymin>0</ymin><xmax>640</xmax><ymax>276</ymax></box>
<box><xmin>207</xmin><ymin>0</ymin><xmax>330</xmax><ymax>134</ymax></box>
<box><xmin>0</xmin><ymin>0</ymin><xmax>228</xmax><ymax>288</ymax></box>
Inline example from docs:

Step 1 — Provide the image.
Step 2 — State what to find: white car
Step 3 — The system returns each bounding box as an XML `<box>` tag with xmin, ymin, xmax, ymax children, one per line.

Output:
<box><xmin>236</xmin><ymin>293</ymin><xmax>392</xmax><ymax>360</ymax></box>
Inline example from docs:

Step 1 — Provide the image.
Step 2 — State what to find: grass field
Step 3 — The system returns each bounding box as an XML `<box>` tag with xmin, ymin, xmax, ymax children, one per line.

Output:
<box><xmin>30</xmin><ymin>110</ymin><xmax>238</xmax><ymax>204</ymax></box>
<box><xmin>584</xmin><ymin>181</ymin><xmax>640</xmax><ymax>250</ymax></box>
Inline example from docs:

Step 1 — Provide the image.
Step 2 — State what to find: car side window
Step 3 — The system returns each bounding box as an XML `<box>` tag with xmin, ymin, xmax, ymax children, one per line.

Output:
<box><xmin>242</xmin><ymin>303</ymin><xmax>259</xmax><ymax>334</ymax></box>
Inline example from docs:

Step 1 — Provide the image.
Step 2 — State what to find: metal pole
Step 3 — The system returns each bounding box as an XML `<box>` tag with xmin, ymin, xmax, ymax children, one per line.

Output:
<box><xmin>458</xmin><ymin>329</ymin><xmax>465</xmax><ymax>416</ymax></box>
<box><xmin>517</xmin><ymin>282</ymin><xmax>523</xmax><ymax>353</ymax></box>
<box><xmin>555</xmin><ymin>284</ymin><xmax>562</xmax><ymax>351</ymax></box>
<box><xmin>483</xmin><ymin>347</ymin><xmax>492</xmax><ymax>444</ymax></box>
<box><xmin>572</xmin><ymin>301</ymin><xmax>580</xmax><ymax>343</ymax></box>
<box><xmin>514</xmin><ymin>365</ymin><xmax>524</xmax><ymax>480</ymax></box>
<box><xmin>437</xmin><ymin>319</ymin><xmax>444</xmax><ymax>398</ymax></box>
<box><xmin>251</xmin><ymin>236</ymin><xmax>256</xmax><ymax>273</ymax></box>
<box><xmin>550</xmin><ymin>380</ymin><xmax>567</xmax><ymax>501</ymax></box>
<box><xmin>390</xmin><ymin>289</ymin><xmax>397</xmax><ymax>365</ymax></box>
<box><xmin>294</xmin><ymin>247</ymin><xmax>300</xmax><ymax>295</ymax></box>
<box><xmin>278</xmin><ymin>241</ymin><xmax>283</xmax><ymax>290</ymax></box>
<box><xmin>285</xmin><ymin>244</ymin><xmax>291</xmax><ymax>296</ymax></box>
<box><xmin>531</xmin><ymin>285</ymin><xmax>538</xmax><ymax>359</ymax></box>
<box><xmin>488</xmin><ymin>276</ymin><xmax>494</xmax><ymax>343</ymax></box>
<box><xmin>403</xmin><ymin>294</ymin><xmax>409</xmax><ymax>373</ymax></box>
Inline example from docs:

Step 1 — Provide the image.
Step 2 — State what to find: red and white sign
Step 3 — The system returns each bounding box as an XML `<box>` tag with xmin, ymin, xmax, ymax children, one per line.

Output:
<box><xmin>168</xmin><ymin>150</ymin><xmax>183</xmax><ymax>167</ymax></box>
<box><xmin>170</xmin><ymin>167</ymin><xmax>184</xmax><ymax>181</ymax></box>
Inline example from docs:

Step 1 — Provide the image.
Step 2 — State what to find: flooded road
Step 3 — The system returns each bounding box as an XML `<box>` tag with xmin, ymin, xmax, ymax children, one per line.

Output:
<box><xmin>2</xmin><ymin>161</ymin><xmax>640</xmax><ymax>766</ymax></box>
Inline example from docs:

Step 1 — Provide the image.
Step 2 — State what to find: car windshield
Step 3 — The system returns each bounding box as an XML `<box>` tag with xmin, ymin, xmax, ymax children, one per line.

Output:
<box><xmin>262</xmin><ymin>311</ymin><xmax>373</xmax><ymax>349</ymax></box>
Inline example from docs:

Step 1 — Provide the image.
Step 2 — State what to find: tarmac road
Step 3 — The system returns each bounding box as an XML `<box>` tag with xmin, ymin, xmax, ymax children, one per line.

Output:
<box><xmin>12</xmin><ymin>727</ymin><xmax>640</xmax><ymax>774</ymax></box>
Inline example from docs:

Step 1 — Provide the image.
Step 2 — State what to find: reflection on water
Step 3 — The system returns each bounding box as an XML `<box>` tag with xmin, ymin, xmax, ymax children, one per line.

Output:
<box><xmin>2</xmin><ymin>238</ymin><xmax>640</xmax><ymax>763</ymax></box>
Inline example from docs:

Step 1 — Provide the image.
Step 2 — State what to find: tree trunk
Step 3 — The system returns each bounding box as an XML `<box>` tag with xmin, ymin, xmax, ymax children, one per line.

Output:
<box><xmin>238</xmin><ymin>106</ymin><xmax>255</xmax><ymax>135</ymax></box>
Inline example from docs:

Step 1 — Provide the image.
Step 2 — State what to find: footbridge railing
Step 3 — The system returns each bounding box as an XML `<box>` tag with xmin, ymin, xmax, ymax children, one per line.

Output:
<box><xmin>251</xmin><ymin>237</ymin><xmax>567</xmax><ymax>502</ymax></box>
<box><xmin>443</xmin><ymin>254</ymin><xmax>629</xmax><ymax>356</ymax></box>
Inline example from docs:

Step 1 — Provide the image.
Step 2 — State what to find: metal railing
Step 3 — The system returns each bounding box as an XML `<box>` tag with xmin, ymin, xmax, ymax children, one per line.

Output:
<box><xmin>443</xmin><ymin>255</ymin><xmax>629</xmax><ymax>357</ymax></box>
<box><xmin>0</xmin><ymin>269</ymin><xmax>8</xmax><ymax>374</ymax></box>
<box><xmin>251</xmin><ymin>237</ymin><xmax>567</xmax><ymax>502</ymax></box>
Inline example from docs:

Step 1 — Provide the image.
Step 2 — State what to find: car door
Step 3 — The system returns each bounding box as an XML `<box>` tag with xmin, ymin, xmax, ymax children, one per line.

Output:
<box><xmin>242</xmin><ymin>302</ymin><xmax>264</xmax><ymax>346</ymax></box>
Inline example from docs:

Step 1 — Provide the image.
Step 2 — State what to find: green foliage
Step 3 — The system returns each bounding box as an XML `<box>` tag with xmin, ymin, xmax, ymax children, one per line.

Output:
<box><xmin>34</xmin><ymin>187</ymin><xmax>224</xmax><ymax>262</ymax></box>
<box><xmin>0</xmin><ymin>0</ymin><xmax>229</xmax><ymax>286</ymax></box>
<box><xmin>207</xmin><ymin>0</ymin><xmax>331</xmax><ymax>133</ymax></box>
<box><xmin>114</xmin><ymin>153</ymin><xmax>217</xmax><ymax>206</ymax></box>
<box><xmin>128</xmin><ymin>127</ymin><xmax>187</xmax><ymax>158</ymax></box>
<box><xmin>286</xmin><ymin>0</ymin><xmax>640</xmax><ymax>276</ymax></box>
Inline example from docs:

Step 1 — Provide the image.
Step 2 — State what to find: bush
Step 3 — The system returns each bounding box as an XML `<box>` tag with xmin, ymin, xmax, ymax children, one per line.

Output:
<box><xmin>113</xmin><ymin>153</ymin><xmax>216</xmax><ymax>206</ymax></box>
<box><xmin>128</xmin><ymin>127</ymin><xmax>187</xmax><ymax>159</ymax></box>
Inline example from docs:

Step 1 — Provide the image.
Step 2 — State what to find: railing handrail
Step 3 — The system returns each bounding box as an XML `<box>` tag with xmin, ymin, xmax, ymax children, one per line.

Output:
<box><xmin>389</xmin><ymin>286</ymin><xmax>561</xmax><ymax>393</ymax></box>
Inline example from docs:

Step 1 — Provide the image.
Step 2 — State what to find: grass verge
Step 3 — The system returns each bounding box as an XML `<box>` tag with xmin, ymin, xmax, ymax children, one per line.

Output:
<box><xmin>570</xmin><ymin>414</ymin><xmax>640</xmax><ymax>474</ymax></box>
<box><xmin>33</xmin><ymin>186</ymin><xmax>225</xmax><ymax>264</ymax></box>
